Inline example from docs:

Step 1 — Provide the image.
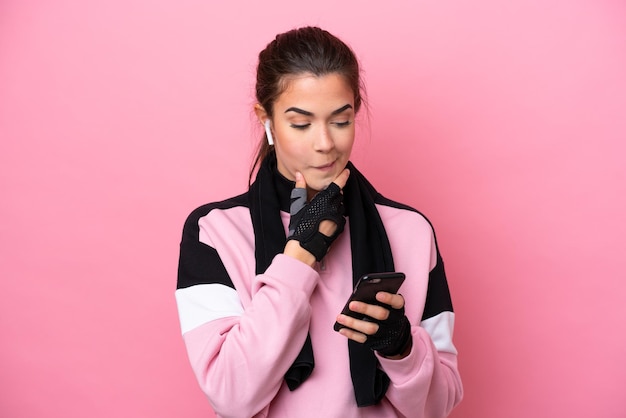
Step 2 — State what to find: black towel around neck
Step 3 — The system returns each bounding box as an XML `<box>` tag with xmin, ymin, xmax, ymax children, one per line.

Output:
<box><xmin>249</xmin><ymin>152</ymin><xmax>394</xmax><ymax>407</ymax></box>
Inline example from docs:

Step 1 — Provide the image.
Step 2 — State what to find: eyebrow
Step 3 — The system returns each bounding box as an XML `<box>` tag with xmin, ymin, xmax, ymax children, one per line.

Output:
<box><xmin>284</xmin><ymin>104</ymin><xmax>353</xmax><ymax>116</ymax></box>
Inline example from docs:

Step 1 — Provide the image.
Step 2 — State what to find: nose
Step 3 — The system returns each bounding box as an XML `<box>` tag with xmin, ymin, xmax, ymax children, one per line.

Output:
<box><xmin>313</xmin><ymin>125</ymin><xmax>334</xmax><ymax>152</ymax></box>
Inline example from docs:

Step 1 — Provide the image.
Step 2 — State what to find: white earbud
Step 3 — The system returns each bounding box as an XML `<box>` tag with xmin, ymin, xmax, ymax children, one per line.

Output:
<box><xmin>264</xmin><ymin>119</ymin><xmax>274</xmax><ymax>146</ymax></box>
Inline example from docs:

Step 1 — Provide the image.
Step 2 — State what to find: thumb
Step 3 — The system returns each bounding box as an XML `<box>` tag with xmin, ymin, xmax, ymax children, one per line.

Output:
<box><xmin>295</xmin><ymin>171</ymin><xmax>307</xmax><ymax>189</ymax></box>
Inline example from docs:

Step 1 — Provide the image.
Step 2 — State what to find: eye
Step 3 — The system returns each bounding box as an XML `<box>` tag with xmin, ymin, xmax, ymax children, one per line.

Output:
<box><xmin>333</xmin><ymin>120</ymin><xmax>352</xmax><ymax>128</ymax></box>
<box><xmin>290</xmin><ymin>123</ymin><xmax>311</xmax><ymax>130</ymax></box>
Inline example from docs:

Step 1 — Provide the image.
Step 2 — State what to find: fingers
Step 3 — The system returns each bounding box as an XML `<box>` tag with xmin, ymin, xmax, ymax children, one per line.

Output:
<box><xmin>334</xmin><ymin>299</ymin><xmax>390</xmax><ymax>338</ymax></box>
<box><xmin>376</xmin><ymin>292</ymin><xmax>405</xmax><ymax>310</ymax></box>
<box><xmin>335</xmin><ymin>292</ymin><xmax>409</xmax><ymax>353</ymax></box>
<box><xmin>337</xmin><ymin>325</ymin><xmax>370</xmax><ymax>344</ymax></box>
<box><xmin>297</xmin><ymin>167</ymin><xmax>349</xmax><ymax>194</ymax></box>
<box><xmin>332</xmin><ymin>168</ymin><xmax>350</xmax><ymax>190</ymax></box>
<box><xmin>294</xmin><ymin>171</ymin><xmax>306</xmax><ymax>189</ymax></box>
<box><xmin>345</xmin><ymin>293</ymin><xmax>405</xmax><ymax>322</ymax></box>
<box><xmin>336</xmin><ymin>314</ymin><xmax>379</xmax><ymax>343</ymax></box>
<box><xmin>334</xmin><ymin>293</ymin><xmax>404</xmax><ymax>336</ymax></box>
<box><xmin>302</xmin><ymin>168</ymin><xmax>349</xmax><ymax>238</ymax></box>
<box><xmin>348</xmin><ymin>299</ymin><xmax>390</xmax><ymax>321</ymax></box>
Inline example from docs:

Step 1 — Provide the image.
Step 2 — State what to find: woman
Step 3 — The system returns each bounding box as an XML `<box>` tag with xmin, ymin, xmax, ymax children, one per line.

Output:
<box><xmin>176</xmin><ymin>26</ymin><xmax>463</xmax><ymax>417</ymax></box>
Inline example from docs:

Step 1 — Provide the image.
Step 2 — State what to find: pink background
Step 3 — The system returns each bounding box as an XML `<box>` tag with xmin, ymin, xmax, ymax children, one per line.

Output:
<box><xmin>1</xmin><ymin>1</ymin><xmax>625</xmax><ymax>417</ymax></box>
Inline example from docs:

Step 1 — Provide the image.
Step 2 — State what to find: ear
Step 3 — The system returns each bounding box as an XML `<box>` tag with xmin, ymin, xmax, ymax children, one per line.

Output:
<box><xmin>254</xmin><ymin>104</ymin><xmax>268</xmax><ymax>125</ymax></box>
<box><xmin>255</xmin><ymin>104</ymin><xmax>275</xmax><ymax>146</ymax></box>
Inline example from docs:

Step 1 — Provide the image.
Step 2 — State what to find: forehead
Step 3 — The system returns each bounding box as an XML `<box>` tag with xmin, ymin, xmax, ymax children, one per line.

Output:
<box><xmin>274</xmin><ymin>73</ymin><xmax>355</xmax><ymax>113</ymax></box>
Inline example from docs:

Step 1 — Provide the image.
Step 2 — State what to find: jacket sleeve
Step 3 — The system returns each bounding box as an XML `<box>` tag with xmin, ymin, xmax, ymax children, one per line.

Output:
<box><xmin>378</xmin><ymin>247</ymin><xmax>463</xmax><ymax>417</ymax></box>
<box><xmin>175</xmin><ymin>208</ymin><xmax>320</xmax><ymax>418</ymax></box>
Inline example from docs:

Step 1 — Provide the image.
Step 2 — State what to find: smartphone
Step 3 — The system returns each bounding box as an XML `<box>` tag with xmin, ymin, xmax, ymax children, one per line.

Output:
<box><xmin>333</xmin><ymin>272</ymin><xmax>405</xmax><ymax>332</ymax></box>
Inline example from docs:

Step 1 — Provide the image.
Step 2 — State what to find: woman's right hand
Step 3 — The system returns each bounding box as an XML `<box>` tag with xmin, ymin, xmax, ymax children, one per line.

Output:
<box><xmin>284</xmin><ymin>169</ymin><xmax>350</xmax><ymax>266</ymax></box>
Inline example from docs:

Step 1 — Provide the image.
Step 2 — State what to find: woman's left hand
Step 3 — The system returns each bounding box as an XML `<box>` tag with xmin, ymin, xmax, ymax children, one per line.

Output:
<box><xmin>335</xmin><ymin>291</ymin><xmax>412</xmax><ymax>359</ymax></box>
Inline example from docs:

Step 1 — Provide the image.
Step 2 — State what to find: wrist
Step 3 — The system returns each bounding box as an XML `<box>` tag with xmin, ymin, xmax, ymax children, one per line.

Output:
<box><xmin>284</xmin><ymin>240</ymin><xmax>316</xmax><ymax>267</ymax></box>
<box><xmin>381</xmin><ymin>336</ymin><xmax>412</xmax><ymax>360</ymax></box>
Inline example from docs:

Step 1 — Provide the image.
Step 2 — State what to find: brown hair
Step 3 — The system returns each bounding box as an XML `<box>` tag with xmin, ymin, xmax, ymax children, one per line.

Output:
<box><xmin>250</xmin><ymin>26</ymin><xmax>365</xmax><ymax>183</ymax></box>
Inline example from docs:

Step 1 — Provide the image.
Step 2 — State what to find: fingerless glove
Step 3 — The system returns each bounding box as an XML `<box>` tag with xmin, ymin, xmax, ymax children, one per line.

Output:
<box><xmin>363</xmin><ymin>304</ymin><xmax>412</xmax><ymax>357</ymax></box>
<box><xmin>287</xmin><ymin>183</ymin><xmax>346</xmax><ymax>261</ymax></box>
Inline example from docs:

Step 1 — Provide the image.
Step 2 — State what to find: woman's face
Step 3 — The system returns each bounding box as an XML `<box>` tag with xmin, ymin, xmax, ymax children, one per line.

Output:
<box><xmin>269</xmin><ymin>73</ymin><xmax>356</xmax><ymax>195</ymax></box>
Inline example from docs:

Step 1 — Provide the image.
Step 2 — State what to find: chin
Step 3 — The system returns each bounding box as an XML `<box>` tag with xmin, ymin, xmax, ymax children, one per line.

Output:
<box><xmin>311</xmin><ymin>176</ymin><xmax>335</xmax><ymax>191</ymax></box>
<box><xmin>306</xmin><ymin>183</ymin><xmax>325</xmax><ymax>194</ymax></box>
<box><xmin>304</xmin><ymin>181</ymin><xmax>328</xmax><ymax>198</ymax></box>
<box><xmin>303</xmin><ymin>167</ymin><xmax>343</xmax><ymax>193</ymax></box>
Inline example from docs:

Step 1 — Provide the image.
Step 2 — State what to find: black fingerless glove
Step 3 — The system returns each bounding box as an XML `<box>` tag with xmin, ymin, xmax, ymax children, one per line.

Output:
<box><xmin>364</xmin><ymin>304</ymin><xmax>412</xmax><ymax>357</ymax></box>
<box><xmin>286</xmin><ymin>183</ymin><xmax>346</xmax><ymax>261</ymax></box>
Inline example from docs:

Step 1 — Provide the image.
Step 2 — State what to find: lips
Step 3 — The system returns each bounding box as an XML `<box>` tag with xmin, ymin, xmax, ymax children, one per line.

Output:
<box><xmin>314</xmin><ymin>161</ymin><xmax>335</xmax><ymax>170</ymax></box>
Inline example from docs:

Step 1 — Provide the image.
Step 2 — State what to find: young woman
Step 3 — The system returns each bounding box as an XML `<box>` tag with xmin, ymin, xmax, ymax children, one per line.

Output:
<box><xmin>176</xmin><ymin>26</ymin><xmax>463</xmax><ymax>417</ymax></box>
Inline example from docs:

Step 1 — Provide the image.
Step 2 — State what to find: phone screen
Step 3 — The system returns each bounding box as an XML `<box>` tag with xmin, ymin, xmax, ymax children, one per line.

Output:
<box><xmin>333</xmin><ymin>272</ymin><xmax>405</xmax><ymax>332</ymax></box>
